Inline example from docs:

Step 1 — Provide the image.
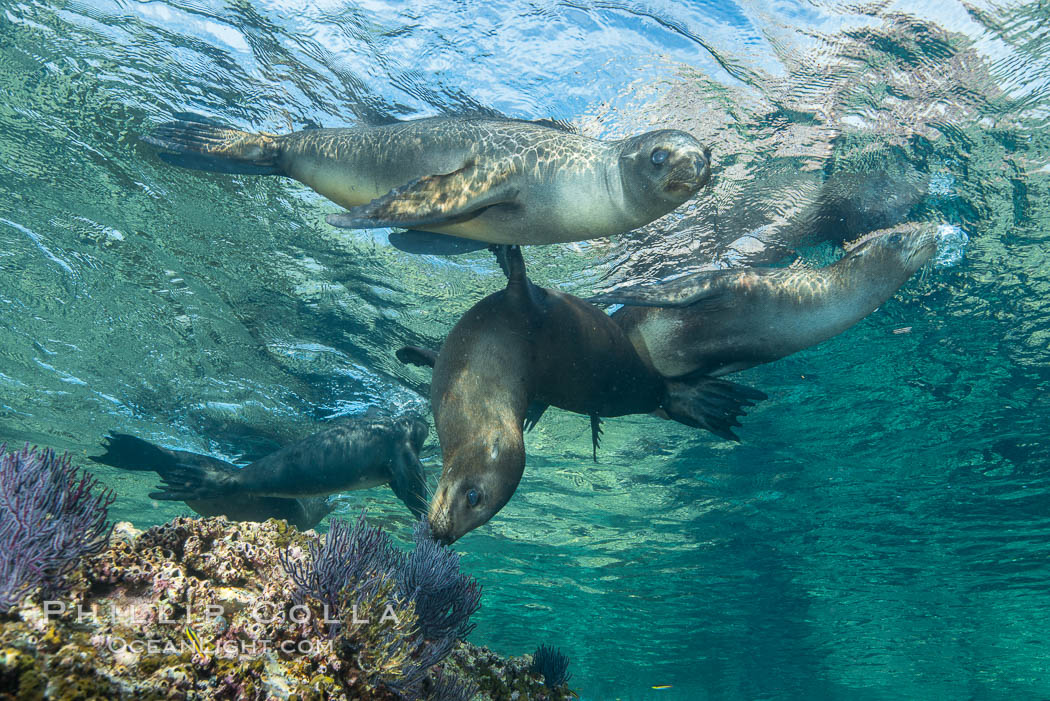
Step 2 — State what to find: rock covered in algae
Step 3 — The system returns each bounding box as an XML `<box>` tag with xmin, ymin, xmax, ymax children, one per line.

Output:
<box><xmin>0</xmin><ymin>516</ymin><xmax>575</xmax><ymax>700</ymax></box>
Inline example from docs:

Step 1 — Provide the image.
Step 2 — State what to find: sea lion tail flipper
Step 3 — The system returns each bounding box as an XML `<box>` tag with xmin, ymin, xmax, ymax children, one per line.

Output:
<box><xmin>523</xmin><ymin>402</ymin><xmax>549</xmax><ymax>432</ymax></box>
<box><xmin>143</xmin><ymin>114</ymin><xmax>282</xmax><ymax>175</ymax></box>
<box><xmin>396</xmin><ymin>345</ymin><xmax>438</xmax><ymax>369</ymax></box>
<box><xmin>590</xmin><ymin>414</ymin><xmax>603</xmax><ymax>463</ymax></box>
<box><xmin>325</xmin><ymin>159</ymin><xmax>519</xmax><ymax>229</ymax></box>
<box><xmin>146</xmin><ymin>459</ymin><xmax>240</xmax><ymax>501</ymax></box>
<box><xmin>387</xmin><ymin>230</ymin><xmax>489</xmax><ymax>256</ymax></box>
<box><xmin>89</xmin><ymin>432</ymin><xmax>176</xmax><ymax>473</ymax></box>
<box><xmin>389</xmin><ymin>447</ymin><xmax>429</xmax><ymax>518</ymax></box>
<box><xmin>489</xmin><ymin>244</ymin><xmax>527</xmax><ymax>282</ymax></box>
<box><xmin>588</xmin><ymin>269</ymin><xmax>740</xmax><ymax>309</ymax></box>
<box><xmin>662</xmin><ymin>376</ymin><xmax>767</xmax><ymax>442</ymax></box>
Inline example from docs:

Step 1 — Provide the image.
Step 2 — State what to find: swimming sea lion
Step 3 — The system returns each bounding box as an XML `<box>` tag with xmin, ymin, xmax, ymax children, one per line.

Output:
<box><xmin>592</xmin><ymin>224</ymin><xmax>938</xmax><ymax>379</ymax></box>
<box><xmin>143</xmin><ymin>114</ymin><xmax>711</xmax><ymax>252</ymax></box>
<box><xmin>90</xmin><ymin>434</ymin><xmax>334</xmax><ymax>530</ymax></box>
<box><xmin>92</xmin><ymin>414</ymin><xmax>430</xmax><ymax>519</ymax></box>
<box><xmin>397</xmin><ymin>246</ymin><xmax>765</xmax><ymax>544</ymax></box>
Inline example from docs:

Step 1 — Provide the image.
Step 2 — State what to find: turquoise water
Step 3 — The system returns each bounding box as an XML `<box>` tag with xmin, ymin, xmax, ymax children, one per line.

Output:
<box><xmin>2</xmin><ymin>1</ymin><xmax>1050</xmax><ymax>698</ymax></box>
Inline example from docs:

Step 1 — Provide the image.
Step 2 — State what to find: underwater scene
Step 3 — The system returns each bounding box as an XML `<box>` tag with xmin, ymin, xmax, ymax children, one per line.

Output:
<box><xmin>1</xmin><ymin>0</ymin><xmax>1049</xmax><ymax>698</ymax></box>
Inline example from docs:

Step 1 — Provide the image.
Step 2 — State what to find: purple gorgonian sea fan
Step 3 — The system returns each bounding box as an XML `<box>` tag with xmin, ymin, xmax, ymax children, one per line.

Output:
<box><xmin>530</xmin><ymin>643</ymin><xmax>573</xmax><ymax>689</ymax></box>
<box><xmin>280</xmin><ymin>512</ymin><xmax>481</xmax><ymax>642</ymax></box>
<box><xmin>0</xmin><ymin>443</ymin><xmax>116</xmax><ymax>613</ymax></box>
<box><xmin>397</xmin><ymin>518</ymin><xmax>481</xmax><ymax>642</ymax></box>
<box><xmin>280</xmin><ymin>512</ymin><xmax>482</xmax><ymax>692</ymax></box>
<box><xmin>279</xmin><ymin>510</ymin><xmax>401</xmax><ymax>636</ymax></box>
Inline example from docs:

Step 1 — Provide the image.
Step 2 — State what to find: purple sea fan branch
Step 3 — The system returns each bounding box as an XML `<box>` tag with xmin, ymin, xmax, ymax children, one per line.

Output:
<box><xmin>279</xmin><ymin>510</ymin><xmax>401</xmax><ymax>635</ymax></box>
<box><xmin>396</xmin><ymin>519</ymin><xmax>482</xmax><ymax>643</ymax></box>
<box><xmin>0</xmin><ymin>443</ymin><xmax>115</xmax><ymax>612</ymax></box>
<box><xmin>280</xmin><ymin>511</ymin><xmax>482</xmax><ymax>695</ymax></box>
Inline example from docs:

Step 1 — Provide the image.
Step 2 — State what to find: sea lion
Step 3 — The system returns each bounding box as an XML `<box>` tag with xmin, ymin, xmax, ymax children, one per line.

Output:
<box><xmin>91</xmin><ymin>414</ymin><xmax>430</xmax><ymax>519</ymax></box>
<box><xmin>591</xmin><ymin>224</ymin><xmax>938</xmax><ymax>379</ymax></box>
<box><xmin>143</xmin><ymin>114</ymin><xmax>711</xmax><ymax>252</ymax></box>
<box><xmin>396</xmin><ymin>246</ymin><xmax>765</xmax><ymax>544</ymax></box>
<box><xmin>90</xmin><ymin>434</ymin><xmax>334</xmax><ymax>530</ymax></box>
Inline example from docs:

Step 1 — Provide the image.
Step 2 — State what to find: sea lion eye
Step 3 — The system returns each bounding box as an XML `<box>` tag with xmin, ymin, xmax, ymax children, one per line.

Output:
<box><xmin>651</xmin><ymin>148</ymin><xmax>669</xmax><ymax>165</ymax></box>
<box><xmin>467</xmin><ymin>489</ymin><xmax>480</xmax><ymax>507</ymax></box>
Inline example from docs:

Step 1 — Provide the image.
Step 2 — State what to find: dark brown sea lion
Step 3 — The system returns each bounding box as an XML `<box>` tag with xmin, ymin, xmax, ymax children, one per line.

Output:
<box><xmin>143</xmin><ymin>114</ymin><xmax>711</xmax><ymax>254</ymax></box>
<box><xmin>91</xmin><ymin>414</ymin><xmax>430</xmax><ymax>521</ymax></box>
<box><xmin>90</xmin><ymin>434</ymin><xmax>334</xmax><ymax>530</ymax></box>
<box><xmin>592</xmin><ymin>224</ymin><xmax>938</xmax><ymax>378</ymax></box>
<box><xmin>396</xmin><ymin>246</ymin><xmax>765</xmax><ymax>544</ymax></box>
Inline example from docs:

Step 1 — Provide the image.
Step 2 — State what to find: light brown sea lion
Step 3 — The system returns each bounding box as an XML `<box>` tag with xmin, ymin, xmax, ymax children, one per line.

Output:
<box><xmin>591</xmin><ymin>224</ymin><xmax>938</xmax><ymax>378</ymax></box>
<box><xmin>396</xmin><ymin>246</ymin><xmax>765</xmax><ymax>544</ymax></box>
<box><xmin>143</xmin><ymin>114</ymin><xmax>711</xmax><ymax>254</ymax></box>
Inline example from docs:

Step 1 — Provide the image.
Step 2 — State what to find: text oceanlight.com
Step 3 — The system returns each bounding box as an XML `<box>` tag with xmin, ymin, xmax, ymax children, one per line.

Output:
<box><xmin>41</xmin><ymin>598</ymin><xmax>403</xmax><ymax>657</ymax></box>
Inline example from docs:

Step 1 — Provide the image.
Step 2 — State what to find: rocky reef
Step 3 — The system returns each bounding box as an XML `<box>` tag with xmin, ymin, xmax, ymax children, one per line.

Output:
<box><xmin>0</xmin><ymin>515</ymin><xmax>575</xmax><ymax>700</ymax></box>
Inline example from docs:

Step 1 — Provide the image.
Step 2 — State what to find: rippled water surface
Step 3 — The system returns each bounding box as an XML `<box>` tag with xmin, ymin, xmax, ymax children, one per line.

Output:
<box><xmin>3</xmin><ymin>1</ymin><xmax>1050</xmax><ymax>698</ymax></box>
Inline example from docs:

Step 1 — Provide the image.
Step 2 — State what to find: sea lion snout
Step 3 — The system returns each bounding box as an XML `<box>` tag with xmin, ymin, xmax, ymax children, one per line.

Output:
<box><xmin>619</xmin><ymin>129</ymin><xmax>712</xmax><ymax>207</ymax></box>
<box><xmin>427</xmin><ymin>489</ymin><xmax>456</xmax><ymax>545</ymax></box>
<box><xmin>845</xmin><ymin>223</ymin><xmax>939</xmax><ymax>273</ymax></box>
<box><xmin>428</xmin><ymin>430</ymin><xmax>525</xmax><ymax>544</ymax></box>
<box><xmin>687</xmin><ymin>145</ymin><xmax>713</xmax><ymax>190</ymax></box>
<box><xmin>901</xmin><ymin>224</ymin><xmax>939</xmax><ymax>269</ymax></box>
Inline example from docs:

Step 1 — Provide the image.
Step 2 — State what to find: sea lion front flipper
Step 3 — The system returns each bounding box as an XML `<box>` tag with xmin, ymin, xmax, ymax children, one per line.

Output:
<box><xmin>325</xmin><ymin>160</ymin><xmax>519</xmax><ymax>230</ymax></box>
<box><xmin>590</xmin><ymin>414</ymin><xmax>603</xmax><ymax>463</ymax></box>
<box><xmin>662</xmin><ymin>376</ymin><xmax>767</xmax><ymax>442</ymax></box>
<box><xmin>396</xmin><ymin>346</ymin><xmax>438</xmax><ymax>369</ymax></box>
<box><xmin>523</xmin><ymin>402</ymin><xmax>549</xmax><ymax>432</ymax></box>
<box><xmin>389</xmin><ymin>446</ymin><xmax>429</xmax><ymax>518</ymax></box>
<box><xmin>588</xmin><ymin>269</ymin><xmax>742</xmax><ymax>309</ymax></box>
<box><xmin>388</xmin><ymin>230</ymin><xmax>490</xmax><ymax>256</ymax></box>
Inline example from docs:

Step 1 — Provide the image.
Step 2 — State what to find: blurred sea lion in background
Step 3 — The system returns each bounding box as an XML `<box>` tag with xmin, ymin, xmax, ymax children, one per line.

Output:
<box><xmin>91</xmin><ymin>434</ymin><xmax>334</xmax><ymax>530</ymax></box>
<box><xmin>592</xmin><ymin>224</ymin><xmax>939</xmax><ymax>379</ymax></box>
<box><xmin>92</xmin><ymin>414</ymin><xmax>431</xmax><ymax>523</ymax></box>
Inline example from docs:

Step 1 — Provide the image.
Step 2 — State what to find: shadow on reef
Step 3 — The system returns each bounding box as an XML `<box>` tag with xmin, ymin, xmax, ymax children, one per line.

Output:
<box><xmin>0</xmin><ymin>444</ymin><xmax>576</xmax><ymax>700</ymax></box>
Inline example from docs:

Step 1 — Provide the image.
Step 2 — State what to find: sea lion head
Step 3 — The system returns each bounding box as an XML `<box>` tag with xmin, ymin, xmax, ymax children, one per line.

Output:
<box><xmin>618</xmin><ymin>129</ymin><xmax>711</xmax><ymax>210</ymax></box>
<box><xmin>427</xmin><ymin>426</ymin><xmax>524</xmax><ymax>545</ymax></box>
<box><xmin>843</xmin><ymin>222</ymin><xmax>938</xmax><ymax>274</ymax></box>
<box><xmin>396</xmin><ymin>412</ymin><xmax>430</xmax><ymax>454</ymax></box>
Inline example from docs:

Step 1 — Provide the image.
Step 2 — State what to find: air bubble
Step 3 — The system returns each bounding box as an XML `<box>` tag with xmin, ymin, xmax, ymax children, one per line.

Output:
<box><xmin>933</xmin><ymin>224</ymin><xmax>969</xmax><ymax>268</ymax></box>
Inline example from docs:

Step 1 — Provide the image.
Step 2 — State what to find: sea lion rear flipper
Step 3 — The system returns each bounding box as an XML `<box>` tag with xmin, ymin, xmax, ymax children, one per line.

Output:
<box><xmin>396</xmin><ymin>346</ymin><xmax>438</xmax><ymax>369</ymax></box>
<box><xmin>662</xmin><ymin>376</ymin><xmax>767</xmax><ymax>442</ymax></box>
<box><xmin>89</xmin><ymin>433</ymin><xmax>174</xmax><ymax>472</ymax></box>
<box><xmin>523</xmin><ymin>402</ymin><xmax>549</xmax><ymax>432</ymax></box>
<box><xmin>388</xmin><ymin>230</ymin><xmax>490</xmax><ymax>255</ymax></box>
<box><xmin>146</xmin><ymin>458</ymin><xmax>241</xmax><ymax>502</ymax></box>
<box><xmin>143</xmin><ymin>114</ymin><xmax>283</xmax><ymax>175</ymax></box>
<box><xmin>325</xmin><ymin>160</ymin><xmax>519</xmax><ymax>230</ymax></box>
<box><xmin>588</xmin><ymin>269</ymin><xmax>742</xmax><ymax>309</ymax></box>
<box><xmin>389</xmin><ymin>447</ymin><xmax>429</xmax><ymax>518</ymax></box>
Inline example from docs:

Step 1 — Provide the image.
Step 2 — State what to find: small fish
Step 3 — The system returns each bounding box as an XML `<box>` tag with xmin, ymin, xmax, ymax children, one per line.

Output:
<box><xmin>185</xmin><ymin>626</ymin><xmax>206</xmax><ymax>656</ymax></box>
<box><xmin>652</xmin><ymin>684</ymin><xmax>673</xmax><ymax>690</ymax></box>
<box><xmin>892</xmin><ymin>326</ymin><xmax>913</xmax><ymax>335</ymax></box>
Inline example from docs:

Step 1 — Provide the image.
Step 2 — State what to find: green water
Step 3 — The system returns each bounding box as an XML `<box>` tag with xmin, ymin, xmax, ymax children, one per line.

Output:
<box><xmin>2</xmin><ymin>1</ymin><xmax>1050</xmax><ymax>698</ymax></box>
